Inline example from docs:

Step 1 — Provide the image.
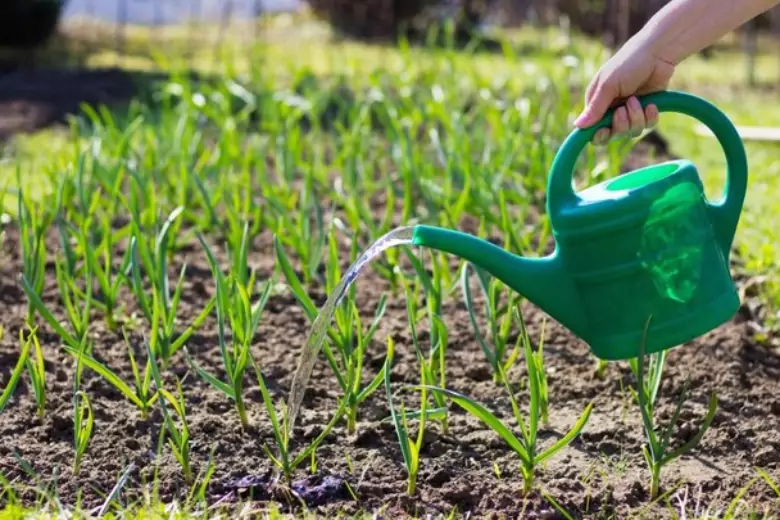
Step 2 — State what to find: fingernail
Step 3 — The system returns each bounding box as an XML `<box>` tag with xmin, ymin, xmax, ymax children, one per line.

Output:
<box><xmin>647</xmin><ymin>104</ymin><xmax>659</xmax><ymax>126</ymax></box>
<box><xmin>574</xmin><ymin>111</ymin><xmax>590</xmax><ymax>127</ymax></box>
<box><xmin>629</xmin><ymin>96</ymin><xmax>641</xmax><ymax>111</ymax></box>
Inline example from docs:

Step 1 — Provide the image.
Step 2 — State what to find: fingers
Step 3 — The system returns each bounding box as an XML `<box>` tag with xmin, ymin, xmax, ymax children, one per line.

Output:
<box><xmin>626</xmin><ymin>96</ymin><xmax>646</xmax><ymax>137</ymax></box>
<box><xmin>593</xmin><ymin>128</ymin><xmax>611</xmax><ymax>146</ymax></box>
<box><xmin>645</xmin><ymin>103</ymin><xmax>659</xmax><ymax>128</ymax></box>
<box><xmin>592</xmin><ymin>99</ymin><xmax>659</xmax><ymax>147</ymax></box>
<box><xmin>584</xmin><ymin>76</ymin><xmax>601</xmax><ymax>105</ymax></box>
<box><xmin>574</xmin><ymin>79</ymin><xmax>616</xmax><ymax>129</ymax></box>
<box><xmin>612</xmin><ymin>106</ymin><xmax>630</xmax><ymax>136</ymax></box>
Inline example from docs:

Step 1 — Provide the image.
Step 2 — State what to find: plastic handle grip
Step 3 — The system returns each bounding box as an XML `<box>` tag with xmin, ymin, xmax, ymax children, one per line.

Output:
<box><xmin>547</xmin><ymin>89</ymin><xmax>748</xmax><ymax>255</ymax></box>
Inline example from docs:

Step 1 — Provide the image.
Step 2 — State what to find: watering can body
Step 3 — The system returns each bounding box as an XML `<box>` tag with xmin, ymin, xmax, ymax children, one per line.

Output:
<box><xmin>412</xmin><ymin>90</ymin><xmax>748</xmax><ymax>361</ymax></box>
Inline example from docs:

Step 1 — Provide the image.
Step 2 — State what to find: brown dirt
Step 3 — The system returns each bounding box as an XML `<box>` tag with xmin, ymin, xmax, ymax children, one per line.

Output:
<box><xmin>0</xmin><ymin>65</ymin><xmax>145</xmax><ymax>141</ymax></box>
<box><xmin>1</xmin><ymin>171</ymin><xmax>780</xmax><ymax>520</ymax></box>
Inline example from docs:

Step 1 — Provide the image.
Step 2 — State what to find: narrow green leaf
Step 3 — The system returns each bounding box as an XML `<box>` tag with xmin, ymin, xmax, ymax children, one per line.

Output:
<box><xmin>182</xmin><ymin>349</ymin><xmax>235</xmax><ymax>398</ymax></box>
<box><xmin>273</xmin><ymin>235</ymin><xmax>318</xmax><ymax>321</ymax></box>
<box><xmin>384</xmin><ymin>338</ymin><xmax>412</xmax><ymax>468</ymax></box>
<box><xmin>660</xmin><ymin>392</ymin><xmax>718</xmax><ymax>466</ymax></box>
<box><xmin>536</xmin><ymin>402</ymin><xmax>593</xmax><ymax>464</ymax></box>
<box><xmin>62</xmin><ymin>346</ymin><xmax>145</xmax><ymax>410</ymax></box>
<box><xmin>0</xmin><ymin>335</ymin><xmax>32</xmax><ymax>414</ymax></box>
<box><xmin>20</xmin><ymin>275</ymin><xmax>79</xmax><ymax>348</ymax></box>
<box><xmin>424</xmin><ymin>385</ymin><xmax>531</xmax><ymax>466</ymax></box>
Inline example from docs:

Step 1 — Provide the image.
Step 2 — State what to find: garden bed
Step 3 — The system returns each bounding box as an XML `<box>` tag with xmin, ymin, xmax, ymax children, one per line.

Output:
<box><xmin>0</xmin><ymin>59</ymin><xmax>778</xmax><ymax>518</ymax></box>
<box><xmin>0</xmin><ymin>191</ymin><xmax>778</xmax><ymax>518</ymax></box>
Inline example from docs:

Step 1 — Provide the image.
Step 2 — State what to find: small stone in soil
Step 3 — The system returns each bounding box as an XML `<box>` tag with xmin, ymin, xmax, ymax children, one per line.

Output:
<box><xmin>291</xmin><ymin>474</ymin><xmax>348</xmax><ymax>506</ymax></box>
<box><xmin>226</xmin><ymin>473</ymin><xmax>272</xmax><ymax>500</ymax></box>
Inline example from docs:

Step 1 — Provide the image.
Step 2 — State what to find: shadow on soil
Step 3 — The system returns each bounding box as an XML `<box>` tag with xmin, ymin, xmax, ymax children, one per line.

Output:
<box><xmin>0</xmin><ymin>16</ymin><xmax>595</xmax><ymax>143</ymax></box>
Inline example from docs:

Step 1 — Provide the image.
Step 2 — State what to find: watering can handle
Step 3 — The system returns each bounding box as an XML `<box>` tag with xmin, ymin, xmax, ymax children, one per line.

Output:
<box><xmin>547</xmin><ymin>89</ymin><xmax>748</xmax><ymax>256</ymax></box>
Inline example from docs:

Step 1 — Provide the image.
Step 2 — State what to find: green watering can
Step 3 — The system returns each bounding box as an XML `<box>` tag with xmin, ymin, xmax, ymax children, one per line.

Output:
<box><xmin>411</xmin><ymin>90</ymin><xmax>748</xmax><ymax>361</ymax></box>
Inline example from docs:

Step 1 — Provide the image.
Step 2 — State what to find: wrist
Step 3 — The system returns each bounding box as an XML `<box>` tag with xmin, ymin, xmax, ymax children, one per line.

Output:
<box><xmin>637</xmin><ymin>10</ymin><xmax>685</xmax><ymax>66</ymax></box>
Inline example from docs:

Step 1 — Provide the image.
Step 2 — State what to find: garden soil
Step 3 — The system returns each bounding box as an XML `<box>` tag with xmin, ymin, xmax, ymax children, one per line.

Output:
<box><xmin>0</xmin><ymin>65</ymin><xmax>142</xmax><ymax>141</ymax></box>
<box><xmin>1</xmin><ymin>69</ymin><xmax>779</xmax><ymax>518</ymax></box>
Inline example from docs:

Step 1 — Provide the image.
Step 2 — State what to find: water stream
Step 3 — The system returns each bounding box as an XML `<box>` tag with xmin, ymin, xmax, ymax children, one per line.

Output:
<box><xmin>284</xmin><ymin>226</ymin><xmax>416</xmax><ymax>438</ymax></box>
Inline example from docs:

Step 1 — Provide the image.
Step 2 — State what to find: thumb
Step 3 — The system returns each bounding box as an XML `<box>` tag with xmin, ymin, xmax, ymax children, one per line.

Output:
<box><xmin>574</xmin><ymin>81</ymin><xmax>617</xmax><ymax>128</ymax></box>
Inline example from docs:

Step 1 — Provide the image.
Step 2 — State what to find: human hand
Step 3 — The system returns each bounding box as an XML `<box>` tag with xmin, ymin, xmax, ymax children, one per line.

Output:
<box><xmin>573</xmin><ymin>37</ymin><xmax>677</xmax><ymax>145</ymax></box>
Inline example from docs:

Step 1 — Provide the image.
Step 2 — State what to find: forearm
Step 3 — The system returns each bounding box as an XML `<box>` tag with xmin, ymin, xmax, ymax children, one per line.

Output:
<box><xmin>641</xmin><ymin>0</ymin><xmax>780</xmax><ymax>64</ymax></box>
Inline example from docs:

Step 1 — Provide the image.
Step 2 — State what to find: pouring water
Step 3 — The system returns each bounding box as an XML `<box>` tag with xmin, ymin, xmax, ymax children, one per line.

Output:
<box><xmin>284</xmin><ymin>226</ymin><xmax>415</xmax><ymax>438</ymax></box>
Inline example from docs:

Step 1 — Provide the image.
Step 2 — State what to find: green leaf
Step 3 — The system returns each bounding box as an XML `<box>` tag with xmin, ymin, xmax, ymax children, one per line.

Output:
<box><xmin>536</xmin><ymin>402</ymin><xmax>593</xmax><ymax>464</ymax></box>
<box><xmin>379</xmin><ymin>407</ymin><xmax>448</xmax><ymax>424</ymax></box>
<box><xmin>658</xmin><ymin>376</ymin><xmax>691</xmax><ymax>455</ymax></box>
<box><xmin>182</xmin><ymin>349</ymin><xmax>235</xmax><ymax>398</ymax></box>
<box><xmin>274</xmin><ymin>235</ymin><xmax>318</xmax><ymax>321</ymax></box>
<box><xmin>62</xmin><ymin>345</ymin><xmax>146</xmax><ymax>410</ymax></box>
<box><xmin>0</xmin><ymin>334</ymin><xmax>33</xmax><ymax>414</ymax></box>
<box><xmin>660</xmin><ymin>392</ymin><xmax>718</xmax><ymax>466</ymax></box>
<box><xmin>384</xmin><ymin>338</ymin><xmax>413</xmax><ymax>468</ymax></box>
<box><xmin>524</xmin><ymin>326</ymin><xmax>540</xmax><ymax>452</ymax></box>
<box><xmin>424</xmin><ymin>385</ymin><xmax>531</xmax><ymax>466</ymax></box>
<box><xmin>756</xmin><ymin>467</ymin><xmax>780</xmax><ymax>500</ymax></box>
<box><xmin>253</xmin><ymin>360</ymin><xmax>288</xmax><ymax>468</ymax></box>
<box><xmin>20</xmin><ymin>275</ymin><xmax>79</xmax><ymax>349</ymax></box>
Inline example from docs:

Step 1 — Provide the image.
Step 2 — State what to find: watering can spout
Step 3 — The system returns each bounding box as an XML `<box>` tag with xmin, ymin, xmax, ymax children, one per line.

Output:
<box><xmin>411</xmin><ymin>225</ymin><xmax>584</xmax><ymax>334</ymax></box>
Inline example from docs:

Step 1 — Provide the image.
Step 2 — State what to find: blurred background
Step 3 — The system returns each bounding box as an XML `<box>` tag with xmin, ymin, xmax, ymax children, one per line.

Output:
<box><xmin>4</xmin><ymin>0</ymin><xmax>779</xmax><ymax>81</ymax></box>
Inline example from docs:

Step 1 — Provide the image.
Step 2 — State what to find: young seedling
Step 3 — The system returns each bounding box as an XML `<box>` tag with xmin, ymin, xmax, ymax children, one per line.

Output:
<box><xmin>53</xmin><ymin>166</ymin><xmax>129</xmax><ymax>333</ymax></box>
<box><xmin>461</xmin><ymin>262</ymin><xmax>524</xmax><ymax>385</ymax></box>
<box><xmin>425</xmin><ymin>309</ymin><xmax>592</xmax><ymax>494</ymax></box>
<box><xmin>322</xmin><ymin>230</ymin><xmax>390</xmax><ymax>434</ymax></box>
<box><xmin>399</xmin><ymin>250</ymin><xmax>450</xmax><ymax>433</ymax></box>
<box><xmin>21</xmin><ymin>327</ymin><xmax>46</xmax><ymax>419</ymax></box>
<box><xmin>66</xmin><ymin>213</ymin><xmax>129</xmax><ymax>333</ymax></box>
<box><xmin>21</xmin><ymin>244</ymin><xmax>96</xmax><ymax>355</ymax></box>
<box><xmin>125</xmin><ymin>206</ymin><xmax>215</xmax><ymax>367</ymax></box>
<box><xmin>628</xmin><ymin>317</ymin><xmax>718</xmax><ymax>500</ymax></box>
<box><xmin>254</xmin><ymin>359</ymin><xmax>348</xmax><ymax>484</ymax></box>
<box><xmin>17</xmin><ymin>184</ymin><xmax>54</xmax><ymax>325</ymax></box>
<box><xmin>269</xmin><ymin>170</ymin><xmax>327</xmax><ymax>286</ymax></box>
<box><xmin>72</xmin><ymin>344</ymin><xmax>94</xmax><ymax>475</ymax></box>
<box><xmin>53</xmin><ymin>246</ymin><xmax>94</xmax><ymax>347</ymax></box>
<box><xmin>384</xmin><ymin>337</ymin><xmax>428</xmax><ymax>496</ymax></box>
<box><xmin>148</xmin><ymin>341</ymin><xmax>193</xmax><ymax>483</ymax></box>
<box><xmin>274</xmin><ymin>231</ymin><xmax>390</xmax><ymax>435</ymax></box>
<box><xmin>0</xmin><ymin>329</ymin><xmax>33</xmax><ymax>415</ymax></box>
<box><xmin>521</xmin><ymin>313</ymin><xmax>550</xmax><ymax>426</ymax></box>
<box><xmin>185</xmin><ymin>230</ymin><xmax>274</xmax><ymax>429</ymax></box>
<box><xmin>61</xmin><ymin>331</ymin><xmax>158</xmax><ymax>419</ymax></box>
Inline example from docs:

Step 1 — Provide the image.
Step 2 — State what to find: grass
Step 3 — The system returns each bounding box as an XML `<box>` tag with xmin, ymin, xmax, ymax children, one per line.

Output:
<box><xmin>0</xmin><ymin>9</ymin><xmax>779</xmax><ymax>519</ymax></box>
